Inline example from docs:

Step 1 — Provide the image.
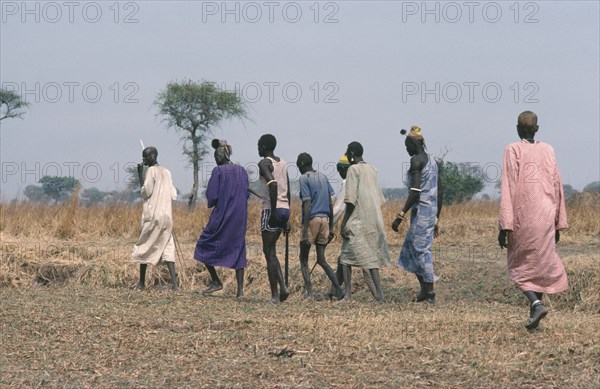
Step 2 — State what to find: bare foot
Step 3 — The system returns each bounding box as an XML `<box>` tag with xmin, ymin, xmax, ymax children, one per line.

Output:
<box><xmin>304</xmin><ymin>294</ymin><xmax>315</xmax><ymax>302</ymax></box>
<box><xmin>130</xmin><ymin>283</ymin><xmax>145</xmax><ymax>291</ymax></box>
<box><xmin>203</xmin><ymin>282</ymin><xmax>223</xmax><ymax>295</ymax></box>
<box><xmin>236</xmin><ymin>291</ymin><xmax>244</xmax><ymax>299</ymax></box>
<box><xmin>267</xmin><ymin>297</ymin><xmax>280</xmax><ymax>305</ymax></box>
<box><xmin>279</xmin><ymin>289</ymin><xmax>290</xmax><ymax>302</ymax></box>
<box><xmin>337</xmin><ymin>297</ymin><xmax>353</xmax><ymax>304</ymax></box>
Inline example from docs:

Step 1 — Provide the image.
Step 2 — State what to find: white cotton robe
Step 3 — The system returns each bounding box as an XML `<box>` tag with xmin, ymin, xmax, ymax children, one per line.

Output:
<box><xmin>131</xmin><ymin>165</ymin><xmax>178</xmax><ymax>265</ymax></box>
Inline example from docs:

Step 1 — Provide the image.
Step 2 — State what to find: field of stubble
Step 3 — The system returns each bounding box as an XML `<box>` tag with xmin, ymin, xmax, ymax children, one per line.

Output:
<box><xmin>1</xmin><ymin>195</ymin><xmax>599</xmax><ymax>387</ymax></box>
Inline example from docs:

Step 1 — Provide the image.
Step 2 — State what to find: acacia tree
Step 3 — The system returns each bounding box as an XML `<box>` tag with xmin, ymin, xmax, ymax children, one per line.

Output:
<box><xmin>24</xmin><ymin>176</ymin><xmax>80</xmax><ymax>203</ymax></box>
<box><xmin>434</xmin><ymin>149</ymin><xmax>484</xmax><ymax>204</ymax></box>
<box><xmin>39</xmin><ymin>176</ymin><xmax>80</xmax><ymax>203</ymax></box>
<box><xmin>154</xmin><ymin>80</ymin><xmax>247</xmax><ymax>209</ymax></box>
<box><xmin>0</xmin><ymin>88</ymin><xmax>30</xmax><ymax>121</ymax></box>
<box><xmin>438</xmin><ymin>160</ymin><xmax>485</xmax><ymax>204</ymax></box>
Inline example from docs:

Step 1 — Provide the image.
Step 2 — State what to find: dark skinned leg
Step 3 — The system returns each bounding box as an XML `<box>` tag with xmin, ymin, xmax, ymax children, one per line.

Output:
<box><xmin>299</xmin><ymin>241</ymin><xmax>313</xmax><ymax>300</ymax></box>
<box><xmin>336</xmin><ymin>258</ymin><xmax>344</xmax><ymax>286</ymax></box>
<box><xmin>262</xmin><ymin>233</ymin><xmax>279</xmax><ymax>304</ymax></box>
<box><xmin>424</xmin><ymin>282</ymin><xmax>434</xmax><ymax>303</ymax></box>
<box><xmin>524</xmin><ymin>290</ymin><xmax>548</xmax><ymax>329</ymax></box>
<box><xmin>340</xmin><ymin>264</ymin><xmax>352</xmax><ymax>302</ymax></box>
<box><xmin>362</xmin><ymin>269</ymin><xmax>377</xmax><ymax>299</ymax></box>
<box><xmin>166</xmin><ymin>262</ymin><xmax>178</xmax><ymax>291</ymax></box>
<box><xmin>415</xmin><ymin>275</ymin><xmax>435</xmax><ymax>304</ymax></box>
<box><xmin>272</xmin><ymin>231</ymin><xmax>289</xmax><ymax>302</ymax></box>
<box><xmin>203</xmin><ymin>265</ymin><xmax>223</xmax><ymax>294</ymax></box>
<box><xmin>235</xmin><ymin>268</ymin><xmax>244</xmax><ymax>298</ymax></box>
<box><xmin>331</xmin><ymin>265</ymin><xmax>375</xmax><ymax>300</ymax></box>
<box><xmin>262</xmin><ymin>230</ymin><xmax>288</xmax><ymax>303</ymax></box>
<box><xmin>524</xmin><ymin>290</ymin><xmax>538</xmax><ymax>305</ymax></box>
<box><xmin>327</xmin><ymin>257</ymin><xmax>344</xmax><ymax>300</ymax></box>
<box><xmin>137</xmin><ymin>264</ymin><xmax>147</xmax><ymax>289</ymax></box>
<box><xmin>316</xmin><ymin>244</ymin><xmax>343</xmax><ymax>299</ymax></box>
<box><xmin>415</xmin><ymin>274</ymin><xmax>427</xmax><ymax>301</ymax></box>
<box><xmin>369</xmin><ymin>268</ymin><xmax>385</xmax><ymax>303</ymax></box>
<box><xmin>275</xmin><ymin>261</ymin><xmax>289</xmax><ymax>302</ymax></box>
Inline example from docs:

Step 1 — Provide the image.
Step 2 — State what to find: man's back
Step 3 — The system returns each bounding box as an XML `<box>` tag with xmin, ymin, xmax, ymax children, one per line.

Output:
<box><xmin>141</xmin><ymin>165</ymin><xmax>177</xmax><ymax>222</ymax></box>
<box><xmin>258</xmin><ymin>157</ymin><xmax>289</xmax><ymax>210</ymax></box>
<box><xmin>500</xmin><ymin>141</ymin><xmax>567</xmax><ymax>230</ymax></box>
<box><xmin>299</xmin><ymin>171</ymin><xmax>334</xmax><ymax>220</ymax></box>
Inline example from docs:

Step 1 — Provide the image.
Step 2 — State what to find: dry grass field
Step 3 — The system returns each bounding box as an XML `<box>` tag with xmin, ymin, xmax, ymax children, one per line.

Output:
<box><xmin>1</xmin><ymin>194</ymin><xmax>599</xmax><ymax>387</ymax></box>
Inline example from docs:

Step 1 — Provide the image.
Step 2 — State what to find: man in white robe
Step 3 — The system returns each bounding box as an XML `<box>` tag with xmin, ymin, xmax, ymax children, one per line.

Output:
<box><xmin>131</xmin><ymin>147</ymin><xmax>179</xmax><ymax>290</ymax></box>
<box><xmin>340</xmin><ymin>142</ymin><xmax>391</xmax><ymax>302</ymax></box>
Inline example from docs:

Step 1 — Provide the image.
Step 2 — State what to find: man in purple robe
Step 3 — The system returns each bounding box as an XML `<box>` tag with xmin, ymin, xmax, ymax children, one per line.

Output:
<box><xmin>194</xmin><ymin>139</ymin><xmax>249</xmax><ymax>298</ymax></box>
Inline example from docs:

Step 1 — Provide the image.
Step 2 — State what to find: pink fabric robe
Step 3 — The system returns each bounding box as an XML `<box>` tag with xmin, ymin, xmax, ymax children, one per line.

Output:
<box><xmin>499</xmin><ymin>140</ymin><xmax>568</xmax><ymax>294</ymax></box>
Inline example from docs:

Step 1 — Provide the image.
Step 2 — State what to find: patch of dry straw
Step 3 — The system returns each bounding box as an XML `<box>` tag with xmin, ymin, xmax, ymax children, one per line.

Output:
<box><xmin>1</xmin><ymin>195</ymin><xmax>598</xmax><ymax>313</ymax></box>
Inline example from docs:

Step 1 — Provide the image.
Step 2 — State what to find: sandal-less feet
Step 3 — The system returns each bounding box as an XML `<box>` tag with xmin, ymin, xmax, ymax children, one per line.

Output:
<box><xmin>415</xmin><ymin>290</ymin><xmax>428</xmax><ymax>302</ymax></box>
<box><xmin>525</xmin><ymin>302</ymin><xmax>548</xmax><ymax>330</ymax></box>
<box><xmin>416</xmin><ymin>292</ymin><xmax>435</xmax><ymax>304</ymax></box>
<box><xmin>203</xmin><ymin>283</ymin><xmax>223</xmax><ymax>295</ymax></box>
<box><xmin>279</xmin><ymin>290</ymin><xmax>290</xmax><ymax>302</ymax></box>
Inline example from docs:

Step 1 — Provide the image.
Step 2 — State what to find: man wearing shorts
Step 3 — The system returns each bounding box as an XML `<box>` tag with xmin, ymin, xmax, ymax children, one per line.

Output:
<box><xmin>257</xmin><ymin>134</ymin><xmax>291</xmax><ymax>304</ymax></box>
<box><xmin>297</xmin><ymin>152</ymin><xmax>344</xmax><ymax>301</ymax></box>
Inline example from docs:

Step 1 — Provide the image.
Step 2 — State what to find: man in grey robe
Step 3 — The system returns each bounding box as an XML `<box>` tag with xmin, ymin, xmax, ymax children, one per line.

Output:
<box><xmin>131</xmin><ymin>146</ymin><xmax>179</xmax><ymax>290</ymax></box>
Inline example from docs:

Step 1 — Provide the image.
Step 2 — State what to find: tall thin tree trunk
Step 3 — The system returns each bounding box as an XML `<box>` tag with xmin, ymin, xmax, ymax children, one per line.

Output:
<box><xmin>189</xmin><ymin>160</ymin><xmax>199</xmax><ymax>210</ymax></box>
<box><xmin>188</xmin><ymin>137</ymin><xmax>200</xmax><ymax>211</ymax></box>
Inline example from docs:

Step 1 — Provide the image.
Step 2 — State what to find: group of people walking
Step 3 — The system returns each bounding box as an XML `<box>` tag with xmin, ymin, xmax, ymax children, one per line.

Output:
<box><xmin>131</xmin><ymin>111</ymin><xmax>569</xmax><ymax>329</ymax></box>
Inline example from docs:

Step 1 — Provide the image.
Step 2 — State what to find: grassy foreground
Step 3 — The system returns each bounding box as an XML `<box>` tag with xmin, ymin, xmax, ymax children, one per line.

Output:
<box><xmin>1</xmin><ymin>287</ymin><xmax>599</xmax><ymax>388</ymax></box>
<box><xmin>1</xmin><ymin>196</ymin><xmax>599</xmax><ymax>387</ymax></box>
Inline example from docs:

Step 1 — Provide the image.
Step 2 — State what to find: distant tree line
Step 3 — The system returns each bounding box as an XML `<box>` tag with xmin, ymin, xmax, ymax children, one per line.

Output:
<box><xmin>23</xmin><ymin>168</ymin><xmax>143</xmax><ymax>206</ymax></box>
<box><xmin>563</xmin><ymin>181</ymin><xmax>600</xmax><ymax>198</ymax></box>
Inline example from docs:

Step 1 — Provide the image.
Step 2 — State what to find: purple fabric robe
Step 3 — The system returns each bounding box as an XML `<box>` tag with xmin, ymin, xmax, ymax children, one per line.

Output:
<box><xmin>194</xmin><ymin>163</ymin><xmax>249</xmax><ymax>269</ymax></box>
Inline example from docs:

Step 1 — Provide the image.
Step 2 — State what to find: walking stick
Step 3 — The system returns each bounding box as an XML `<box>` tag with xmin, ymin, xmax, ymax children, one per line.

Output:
<box><xmin>285</xmin><ymin>228</ymin><xmax>289</xmax><ymax>287</ymax></box>
<box><xmin>310</xmin><ymin>232</ymin><xmax>335</xmax><ymax>275</ymax></box>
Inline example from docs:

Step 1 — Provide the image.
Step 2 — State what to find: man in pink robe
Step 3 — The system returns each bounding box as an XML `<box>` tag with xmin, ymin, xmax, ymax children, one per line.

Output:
<box><xmin>498</xmin><ymin>111</ymin><xmax>568</xmax><ymax>329</ymax></box>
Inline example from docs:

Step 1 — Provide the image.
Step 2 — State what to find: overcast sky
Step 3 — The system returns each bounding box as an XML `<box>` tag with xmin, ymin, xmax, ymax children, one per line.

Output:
<box><xmin>1</xmin><ymin>0</ymin><xmax>599</xmax><ymax>200</ymax></box>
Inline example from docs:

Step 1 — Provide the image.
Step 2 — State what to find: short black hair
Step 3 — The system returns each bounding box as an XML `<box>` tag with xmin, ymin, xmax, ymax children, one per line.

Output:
<box><xmin>143</xmin><ymin>146</ymin><xmax>158</xmax><ymax>158</ymax></box>
<box><xmin>347</xmin><ymin>141</ymin><xmax>363</xmax><ymax>157</ymax></box>
<box><xmin>297</xmin><ymin>152</ymin><xmax>313</xmax><ymax>167</ymax></box>
<box><xmin>517</xmin><ymin>111</ymin><xmax>538</xmax><ymax>131</ymax></box>
<box><xmin>258</xmin><ymin>134</ymin><xmax>277</xmax><ymax>151</ymax></box>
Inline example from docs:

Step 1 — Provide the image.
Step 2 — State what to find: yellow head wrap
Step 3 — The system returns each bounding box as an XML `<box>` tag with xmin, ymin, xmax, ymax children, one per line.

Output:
<box><xmin>408</xmin><ymin>125</ymin><xmax>424</xmax><ymax>141</ymax></box>
<box><xmin>337</xmin><ymin>154</ymin><xmax>351</xmax><ymax>170</ymax></box>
